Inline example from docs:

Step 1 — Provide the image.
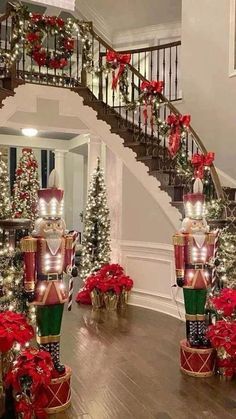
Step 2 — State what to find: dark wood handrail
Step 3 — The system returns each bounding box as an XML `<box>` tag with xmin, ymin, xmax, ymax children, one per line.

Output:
<box><xmin>101</xmin><ymin>40</ymin><xmax>181</xmax><ymax>56</ymax></box>
<box><xmin>90</xmin><ymin>26</ymin><xmax>224</xmax><ymax>200</ymax></box>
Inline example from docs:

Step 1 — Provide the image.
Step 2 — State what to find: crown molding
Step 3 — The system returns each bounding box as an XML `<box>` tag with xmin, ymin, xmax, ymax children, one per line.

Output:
<box><xmin>75</xmin><ymin>0</ymin><xmax>112</xmax><ymax>44</ymax></box>
<box><xmin>113</xmin><ymin>21</ymin><xmax>181</xmax><ymax>47</ymax></box>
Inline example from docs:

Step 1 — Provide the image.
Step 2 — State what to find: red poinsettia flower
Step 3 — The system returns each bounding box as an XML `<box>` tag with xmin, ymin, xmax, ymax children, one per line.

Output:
<box><xmin>5</xmin><ymin>348</ymin><xmax>53</xmax><ymax>393</ymax></box>
<box><xmin>210</xmin><ymin>288</ymin><xmax>236</xmax><ymax>318</ymax></box>
<box><xmin>207</xmin><ymin>320</ymin><xmax>236</xmax><ymax>356</ymax></box>
<box><xmin>0</xmin><ymin>312</ymin><xmax>34</xmax><ymax>353</ymax></box>
<box><xmin>76</xmin><ymin>289</ymin><xmax>91</xmax><ymax>304</ymax></box>
<box><xmin>16</xmin><ymin>389</ymin><xmax>48</xmax><ymax>419</ymax></box>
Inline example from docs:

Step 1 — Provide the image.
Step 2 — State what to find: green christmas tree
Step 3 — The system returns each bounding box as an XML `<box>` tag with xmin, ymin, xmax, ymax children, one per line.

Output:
<box><xmin>81</xmin><ymin>159</ymin><xmax>111</xmax><ymax>280</ymax></box>
<box><xmin>12</xmin><ymin>148</ymin><xmax>40</xmax><ymax>221</ymax></box>
<box><xmin>214</xmin><ymin>226</ymin><xmax>236</xmax><ymax>289</ymax></box>
<box><xmin>0</xmin><ymin>153</ymin><xmax>11</xmax><ymax>219</ymax></box>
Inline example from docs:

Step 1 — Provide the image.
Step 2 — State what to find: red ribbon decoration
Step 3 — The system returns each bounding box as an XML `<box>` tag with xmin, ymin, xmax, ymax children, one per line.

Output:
<box><xmin>166</xmin><ymin>113</ymin><xmax>191</xmax><ymax>158</ymax></box>
<box><xmin>140</xmin><ymin>80</ymin><xmax>164</xmax><ymax>128</ymax></box>
<box><xmin>191</xmin><ymin>152</ymin><xmax>215</xmax><ymax>179</ymax></box>
<box><xmin>106</xmin><ymin>50</ymin><xmax>131</xmax><ymax>89</ymax></box>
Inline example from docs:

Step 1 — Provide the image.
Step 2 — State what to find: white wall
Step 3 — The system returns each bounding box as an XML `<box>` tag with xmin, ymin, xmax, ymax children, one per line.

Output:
<box><xmin>179</xmin><ymin>0</ymin><xmax>236</xmax><ymax>179</ymax></box>
<box><xmin>64</xmin><ymin>152</ymin><xmax>85</xmax><ymax>232</ymax></box>
<box><xmin>120</xmin><ymin>165</ymin><xmax>184</xmax><ymax>318</ymax></box>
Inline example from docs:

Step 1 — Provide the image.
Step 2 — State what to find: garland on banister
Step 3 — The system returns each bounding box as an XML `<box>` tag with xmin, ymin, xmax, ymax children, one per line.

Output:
<box><xmin>1</xmin><ymin>1</ymin><xmax>93</xmax><ymax>71</ymax></box>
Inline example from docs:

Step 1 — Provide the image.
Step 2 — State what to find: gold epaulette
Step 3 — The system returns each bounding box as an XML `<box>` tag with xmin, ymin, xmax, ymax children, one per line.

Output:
<box><xmin>207</xmin><ymin>232</ymin><xmax>217</xmax><ymax>245</ymax></box>
<box><xmin>173</xmin><ymin>234</ymin><xmax>185</xmax><ymax>246</ymax></box>
<box><xmin>20</xmin><ymin>237</ymin><xmax>37</xmax><ymax>252</ymax></box>
<box><xmin>65</xmin><ymin>235</ymin><xmax>74</xmax><ymax>250</ymax></box>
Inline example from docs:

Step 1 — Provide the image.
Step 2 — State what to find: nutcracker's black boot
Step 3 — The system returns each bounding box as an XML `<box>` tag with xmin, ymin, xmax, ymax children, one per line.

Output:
<box><xmin>188</xmin><ymin>320</ymin><xmax>200</xmax><ymax>347</ymax></box>
<box><xmin>197</xmin><ymin>321</ymin><xmax>210</xmax><ymax>348</ymax></box>
<box><xmin>51</xmin><ymin>342</ymin><xmax>65</xmax><ymax>374</ymax></box>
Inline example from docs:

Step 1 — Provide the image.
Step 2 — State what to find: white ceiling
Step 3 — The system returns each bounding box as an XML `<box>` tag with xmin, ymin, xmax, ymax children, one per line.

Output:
<box><xmin>76</xmin><ymin>0</ymin><xmax>181</xmax><ymax>34</ymax></box>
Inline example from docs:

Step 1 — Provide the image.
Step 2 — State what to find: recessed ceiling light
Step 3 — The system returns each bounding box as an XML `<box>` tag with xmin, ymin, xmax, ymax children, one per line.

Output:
<box><xmin>21</xmin><ymin>128</ymin><xmax>38</xmax><ymax>137</ymax></box>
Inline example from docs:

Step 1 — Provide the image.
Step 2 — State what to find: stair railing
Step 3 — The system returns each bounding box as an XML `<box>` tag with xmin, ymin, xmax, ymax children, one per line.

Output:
<box><xmin>100</xmin><ymin>41</ymin><xmax>182</xmax><ymax>102</ymax></box>
<box><xmin>0</xmin><ymin>3</ymin><xmax>224</xmax><ymax>202</ymax></box>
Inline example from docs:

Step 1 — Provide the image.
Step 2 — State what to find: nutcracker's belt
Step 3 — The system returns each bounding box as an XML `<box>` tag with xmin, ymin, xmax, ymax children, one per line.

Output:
<box><xmin>38</xmin><ymin>273</ymin><xmax>63</xmax><ymax>281</ymax></box>
<box><xmin>186</xmin><ymin>264</ymin><xmax>209</xmax><ymax>269</ymax></box>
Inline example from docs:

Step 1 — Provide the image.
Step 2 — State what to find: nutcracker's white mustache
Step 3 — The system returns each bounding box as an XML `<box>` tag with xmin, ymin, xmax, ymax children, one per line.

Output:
<box><xmin>45</xmin><ymin>229</ymin><xmax>62</xmax><ymax>238</ymax></box>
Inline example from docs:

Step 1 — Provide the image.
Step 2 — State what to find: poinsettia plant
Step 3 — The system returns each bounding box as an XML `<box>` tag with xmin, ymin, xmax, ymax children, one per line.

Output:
<box><xmin>5</xmin><ymin>347</ymin><xmax>53</xmax><ymax>419</ymax></box>
<box><xmin>209</xmin><ymin>288</ymin><xmax>236</xmax><ymax>319</ymax></box>
<box><xmin>76</xmin><ymin>263</ymin><xmax>134</xmax><ymax>304</ymax></box>
<box><xmin>0</xmin><ymin>311</ymin><xmax>34</xmax><ymax>353</ymax></box>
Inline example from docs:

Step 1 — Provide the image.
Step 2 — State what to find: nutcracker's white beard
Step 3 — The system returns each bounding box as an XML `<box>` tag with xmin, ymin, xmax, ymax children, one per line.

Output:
<box><xmin>46</xmin><ymin>237</ymin><xmax>61</xmax><ymax>256</ymax></box>
<box><xmin>45</xmin><ymin>232</ymin><xmax>62</xmax><ymax>255</ymax></box>
<box><xmin>193</xmin><ymin>232</ymin><xmax>206</xmax><ymax>248</ymax></box>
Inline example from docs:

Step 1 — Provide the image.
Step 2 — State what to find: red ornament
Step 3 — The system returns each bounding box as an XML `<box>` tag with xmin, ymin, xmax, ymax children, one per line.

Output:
<box><xmin>26</xmin><ymin>32</ymin><xmax>40</xmax><ymax>44</ymax></box>
<box><xmin>31</xmin><ymin>13</ymin><xmax>43</xmax><ymax>23</ymax></box>
<box><xmin>33</xmin><ymin>49</ymin><xmax>47</xmax><ymax>67</ymax></box>
<box><xmin>56</xmin><ymin>17</ymin><xmax>65</xmax><ymax>28</ymax></box>
<box><xmin>63</xmin><ymin>38</ymin><xmax>74</xmax><ymax>51</ymax></box>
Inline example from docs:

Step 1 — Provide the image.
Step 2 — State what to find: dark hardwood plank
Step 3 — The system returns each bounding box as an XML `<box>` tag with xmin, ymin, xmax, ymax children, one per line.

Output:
<box><xmin>48</xmin><ymin>299</ymin><xmax>236</xmax><ymax>419</ymax></box>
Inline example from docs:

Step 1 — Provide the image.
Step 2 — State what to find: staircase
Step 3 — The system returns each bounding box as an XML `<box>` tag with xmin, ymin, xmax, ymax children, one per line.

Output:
<box><xmin>0</xmin><ymin>2</ymin><xmax>235</xmax><ymax>226</ymax></box>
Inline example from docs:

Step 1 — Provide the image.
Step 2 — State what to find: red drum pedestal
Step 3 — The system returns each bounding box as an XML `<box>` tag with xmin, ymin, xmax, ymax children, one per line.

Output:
<box><xmin>180</xmin><ymin>339</ymin><xmax>216</xmax><ymax>377</ymax></box>
<box><xmin>45</xmin><ymin>366</ymin><xmax>72</xmax><ymax>414</ymax></box>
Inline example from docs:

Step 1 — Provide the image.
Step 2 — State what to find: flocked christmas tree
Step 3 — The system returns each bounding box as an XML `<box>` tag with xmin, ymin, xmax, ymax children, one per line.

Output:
<box><xmin>81</xmin><ymin>158</ymin><xmax>111</xmax><ymax>280</ymax></box>
<box><xmin>0</xmin><ymin>152</ymin><xmax>11</xmax><ymax>219</ymax></box>
<box><xmin>12</xmin><ymin>148</ymin><xmax>40</xmax><ymax>220</ymax></box>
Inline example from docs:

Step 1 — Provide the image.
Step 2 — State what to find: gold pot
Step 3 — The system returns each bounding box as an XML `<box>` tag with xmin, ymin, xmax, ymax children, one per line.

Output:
<box><xmin>104</xmin><ymin>293</ymin><xmax>118</xmax><ymax>311</ymax></box>
<box><xmin>90</xmin><ymin>290</ymin><xmax>103</xmax><ymax>309</ymax></box>
<box><xmin>218</xmin><ymin>367</ymin><xmax>234</xmax><ymax>381</ymax></box>
<box><xmin>118</xmin><ymin>289</ymin><xmax>129</xmax><ymax>309</ymax></box>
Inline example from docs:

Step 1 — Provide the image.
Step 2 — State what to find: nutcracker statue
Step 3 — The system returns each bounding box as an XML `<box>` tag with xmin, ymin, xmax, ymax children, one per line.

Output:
<box><xmin>21</xmin><ymin>170</ymin><xmax>78</xmax><ymax>376</ymax></box>
<box><xmin>174</xmin><ymin>177</ymin><xmax>218</xmax><ymax>377</ymax></box>
<box><xmin>173</xmin><ymin>178</ymin><xmax>218</xmax><ymax>347</ymax></box>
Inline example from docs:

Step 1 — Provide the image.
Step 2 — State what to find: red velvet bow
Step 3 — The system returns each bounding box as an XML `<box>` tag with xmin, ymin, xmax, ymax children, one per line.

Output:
<box><xmin>167</xmin><ymin>113</ymin><xmax>191</xmax><ymax>158</ymax></box>
<box><xmin>140</xmin><ymin>80</ymin><xmax>164</xmax><ymax>94</ymax></box>
<box><xmin>167</xmin><ymin>113</ymin><xmax>191</xmax><ymax>128</ymax></box>
<box><xmin>106</xmin><ymin>50</ymin><xmax>131</xmax><ymax>89</ymax></box>
<box><xmin>140</xmin><ymin>80</ymin><xmax>164</xmax><ymax>128</ymax></box>
<box><xmin>191</xmin><ymin>152</ymin><xmax>215</xmax><ymax>179</ymax></box>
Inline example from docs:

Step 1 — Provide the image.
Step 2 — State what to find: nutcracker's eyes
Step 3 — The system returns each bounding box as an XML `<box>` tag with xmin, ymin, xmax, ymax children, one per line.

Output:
<box><xmin>57</xmin><ymin>222</ymin><xmax>61</xmax><ymax>228</ymax></box>
<box><xmin>46</xmin><ymin>222</ymin><xmax>52</xmax><ymax>228</ymax></box>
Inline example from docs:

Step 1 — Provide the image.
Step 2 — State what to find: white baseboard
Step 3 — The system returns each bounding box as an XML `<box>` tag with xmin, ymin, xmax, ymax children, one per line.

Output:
<box><xmin>120</xmin><ymin>240</ymin><xmax>185</xmax><ymax>321</ymax></box>
<box><xmin>128</xmin><ymin>289</ymin><xmax>185</xmax><ymax>321</ymax></box>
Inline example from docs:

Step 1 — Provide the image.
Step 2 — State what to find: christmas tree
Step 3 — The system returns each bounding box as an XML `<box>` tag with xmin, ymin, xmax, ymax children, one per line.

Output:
<box><xmin>81</xmin><ymin>158</ymin><xmax>111</xmax><ymax>280</ymax></box>
<box><xmin>12</xmin><ymin>148</ymin><xmax>40</xmax><ymax>220</ymax></box>
<box><xmin>0</xmin><ymin>153</ymin><xmax>11</xmax><ymax>219</ymax></box>
<box><xmin>214</xmin><ymin>226</ymin><xmax>236</xmax><ymax>289</ymax></box>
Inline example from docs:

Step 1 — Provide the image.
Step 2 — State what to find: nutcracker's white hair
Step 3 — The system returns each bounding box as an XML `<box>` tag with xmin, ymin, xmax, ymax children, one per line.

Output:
<box><xmin>32</xmin><ymin>218</ymin><xmax>44</xmax><ymax>237</ymax></box>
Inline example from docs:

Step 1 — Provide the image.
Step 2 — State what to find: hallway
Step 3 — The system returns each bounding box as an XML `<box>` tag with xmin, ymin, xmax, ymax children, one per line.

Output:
<box><xmin>57</xmin><ymin>302</ymin><xmax>236</xmax><ymax>419</ymax></box>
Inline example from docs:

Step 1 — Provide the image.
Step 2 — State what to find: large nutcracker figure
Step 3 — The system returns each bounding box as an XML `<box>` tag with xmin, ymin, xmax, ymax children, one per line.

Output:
<box><xmin>21</xmin><ymin>170</ymin><xmax>78</xmax><ymax>375</ymax></box>
<box><xmin>173</xmin><ymin>178</ymin><xmax>218</xmax><ymax>348</ymax></box>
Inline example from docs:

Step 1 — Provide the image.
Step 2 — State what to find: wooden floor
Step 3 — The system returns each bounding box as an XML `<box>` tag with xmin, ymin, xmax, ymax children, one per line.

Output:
<box><xmin>54</xmin><ymin>302</ymin><xmax>236</xmax><ymax>419</ymax></box>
